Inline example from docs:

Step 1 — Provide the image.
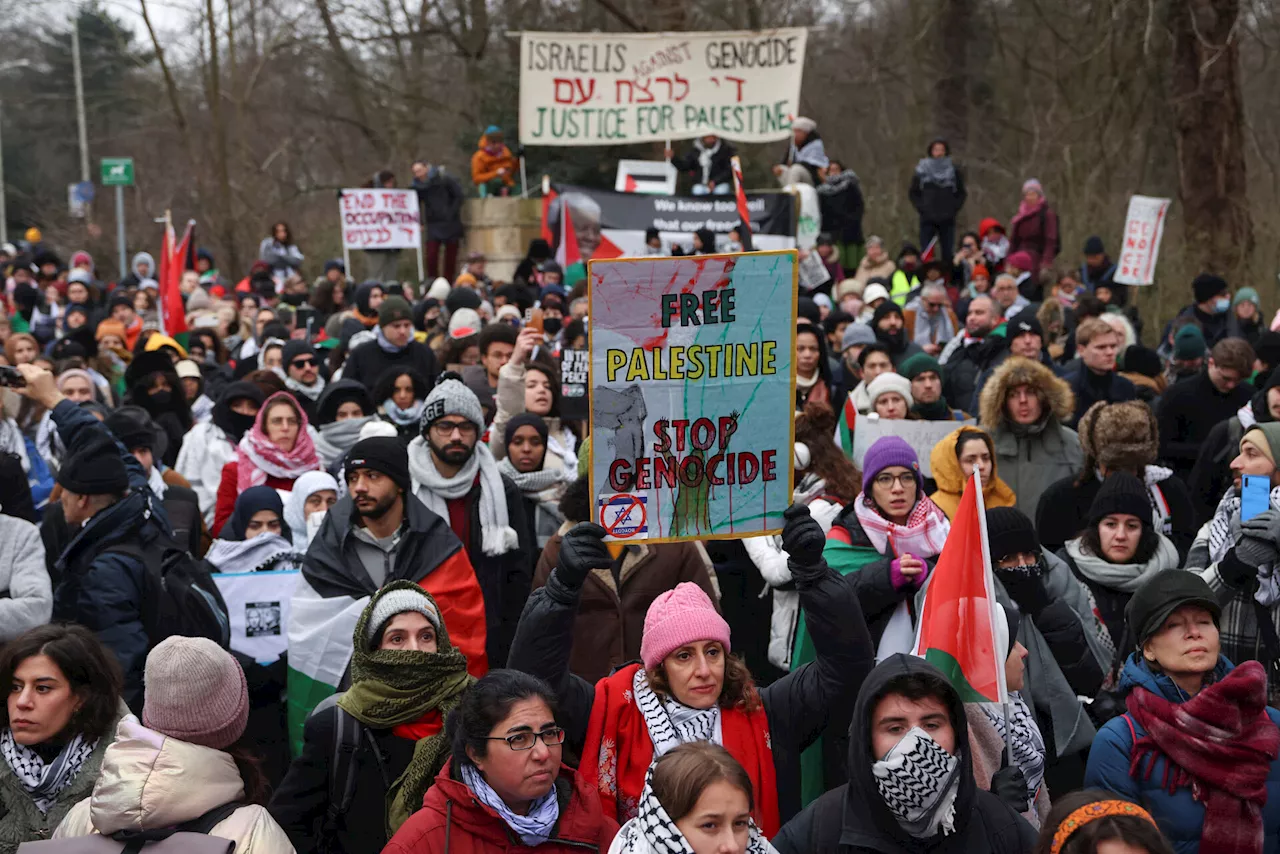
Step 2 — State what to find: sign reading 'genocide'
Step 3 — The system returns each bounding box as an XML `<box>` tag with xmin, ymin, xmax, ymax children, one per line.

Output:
<box><xmin>519</xmin><ymin>29</ymin><xmax>808</xmax><ymax>146</ymax></box>
<box><xmin>588</xmin><ymin>252</ymin><xmax>797</xmax><ymax>543</ymax></box>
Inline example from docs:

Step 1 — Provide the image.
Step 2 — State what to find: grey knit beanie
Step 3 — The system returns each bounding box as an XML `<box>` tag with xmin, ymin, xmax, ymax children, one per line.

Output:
<box><xmin>364</xmin><ymin>587</ymin><xmax>442</xmax><ymax>648</ymax></box>
<box><xmin>142</xmin><ymin>636</ymin><xmax>249</xmax><ymax>750</ymax></box>
<box><xmin>421</xmin><ymin>372</ymin><xmax>485</xmax><ymax>435</ymax></box>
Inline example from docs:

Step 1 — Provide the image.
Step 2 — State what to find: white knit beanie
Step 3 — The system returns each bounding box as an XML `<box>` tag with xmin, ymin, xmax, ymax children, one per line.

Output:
<box><xmin>867</xmin><ymin>372</ymin><xmax>914</xmax><ymax>408</ymax></box>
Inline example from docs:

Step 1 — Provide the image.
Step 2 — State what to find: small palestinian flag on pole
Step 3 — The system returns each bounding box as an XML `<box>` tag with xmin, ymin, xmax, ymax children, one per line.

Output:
<box><xmin>838</xmin><ymin>396</ymin><xmax>858</xmax><ymax>457</ymax></box>
<box><xmin>730</xmin><ymin>155</ymin><xmax>753</xmax><ymax>252</ymax></box>
<box><xmin>912</xmin><ymin>470</ymin><xmax>1007</xmax><ymax>704</ymax></box>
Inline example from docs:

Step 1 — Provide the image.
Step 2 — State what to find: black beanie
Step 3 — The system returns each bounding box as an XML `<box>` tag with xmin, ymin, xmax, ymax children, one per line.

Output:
<box><xmin>1088</xmin><ymin>472</ymin><xmax>1152</xmax><ymax>527</ymax></box>
<box><xmin>504</xmin><ymin>412</ymin><xmax>550</xmax><ymax>449</ymax></box>
<box><xmin>986</xmin><ymin>507</ymin><xmax>1039</xmax><ymax>562</ymax></box>
<box><xmin>1005</xmin><ymin>310</ymin><xmax>1043</xmax><ymax>342</ymax></box>
<box><xmin>58</xmin><ymin>435</ymin><xmax>128</xmax><ymax>495</ymax></box>
<box><xmin>797</xmin><ymin>296</ymin><xmax>821</xmax><ymax>326</ymax></box>
<box><xmin>378</xmin><ymin>296</ymin><xmax>413</xmax><ymax>328</ymax></box>
<box><xmin>345</xmin><ymin>437</ymin><xmax>410</xmax><ymax>493</ymax></box>
<box><xmin>1121</xmin><ymin>345</ymin><xmax>1162</xmax><ymax>379</ymax></box>
<box><xmin>1082</xmin><ymin>235</ymin><xmax>1105</xmax><ymax>256</ymax></box>
<box><xmin>281</xmin><ymin>340</ymin><xmax>314</xmax><ymax>370</ymax></box>
<box><xmin>1192</xmin><ymin>273</ymin><xmax>1228</xmax><ymax>305</ymax></box>
<box><xmin>105</xmin><ymin>405</ymin><xmax>167</xmax><ymax>459</ymax></box>
<box><xmin>445</xmin><ymin>287</ymin><xmax>482</xmax><ymax>314</ymax></box>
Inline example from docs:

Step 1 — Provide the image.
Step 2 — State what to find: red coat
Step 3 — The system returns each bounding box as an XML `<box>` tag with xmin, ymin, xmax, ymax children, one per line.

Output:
<box><xmin>212</xmin><ymin>460</ymin><xmax>297</xmax><ymax>536</ymax></box>
<box><xmin>382</xmin><ymin>760</ymin><xmax>618</xmax><ymax>854</ymax></box>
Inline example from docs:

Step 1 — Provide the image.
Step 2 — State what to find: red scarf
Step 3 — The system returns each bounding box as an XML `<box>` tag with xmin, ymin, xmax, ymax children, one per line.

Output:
<box><xmin>1127</xmin><ymin>660</ymin><xmax>1280</xmax><ymax>854</ymax></box>
<box><xmin>580</xmin><ymin>663</ymin><xmax>780</xmax><ymax>837</ymax></box>
<box><xmin>393</xmin><ymin>710</ymin><xmax>443</xmax><ymax>741</ymax></box>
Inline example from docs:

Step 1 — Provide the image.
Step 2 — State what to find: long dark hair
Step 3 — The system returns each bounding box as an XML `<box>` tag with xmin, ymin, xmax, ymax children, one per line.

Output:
<box><xmin>0</xmin><ymin>624</ymin><xmax>123</xmax><ymax>741</ymax></box>
<box><xmin>224</xmin><ymin>739</ymin><xmax>272</xmax><ymax>805</ymax></box>
<box><xmin>271</xmin><ymin>221</ymin><xmax>293</xmax><ymax>245</ymax></box>
<box><xmin>1034</xmin><ymin>789</ymin><xmax>1173</xmax><ymax>854</ymax></box>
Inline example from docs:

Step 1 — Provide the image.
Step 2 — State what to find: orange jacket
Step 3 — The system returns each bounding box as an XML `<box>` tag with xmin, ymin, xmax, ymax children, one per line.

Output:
<box><xmin>471</xmin><ymin>135</ymin><xmax>517</xmax><ymax>186</ymax></box>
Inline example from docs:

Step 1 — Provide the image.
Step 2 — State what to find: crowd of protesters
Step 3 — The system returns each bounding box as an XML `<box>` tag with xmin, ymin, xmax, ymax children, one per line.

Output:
<box><xmin>0</xmin><ymin>127</ymin><xmax>1274</xmax><ymax>854</ymax></box>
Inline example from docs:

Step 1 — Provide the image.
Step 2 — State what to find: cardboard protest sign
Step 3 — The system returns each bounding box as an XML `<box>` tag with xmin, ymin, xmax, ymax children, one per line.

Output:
<box><xmin>850</xmin><ymin>416</ymin><xmax>976</xmax><ymax>479</ymax></box>
<box><xmin>588</xmin><ymin>251</ymin><xmax>797</xmax><ymax>543</ymax></box>
<box><xmin>546</xmin><ymin>184</ymin><xmax>796</xmax><ymax>262</ymax></box>
<box><xmin>560</xmin><ymin>348</ymin><xmax>590</xmax><ymax>420</ymax></box>
<box><xmin>1114</xmin><ymin>195</ymin><xmax>1171</xmax><ymax>286</ymax></box>
<box><xmin>339</xmin><ymin>189</ymin><xmax>421</xmax><ymax>250</ymax></box>
<box><xmin>519</xmin><ymin>30</ymin><xmax>807</xmax><ymax>146</ymax></box>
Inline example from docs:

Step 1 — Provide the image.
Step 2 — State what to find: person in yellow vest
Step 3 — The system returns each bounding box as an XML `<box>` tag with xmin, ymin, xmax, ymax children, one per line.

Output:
<box><xmin>890</xmin><ymin>243</ymin><xmax>921</xmax><ymax>306</ymax></box>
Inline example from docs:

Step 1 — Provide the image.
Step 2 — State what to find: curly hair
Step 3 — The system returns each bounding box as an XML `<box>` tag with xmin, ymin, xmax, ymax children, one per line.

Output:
<box><xmin>645</xmin><ymin>649</ymin><xmax>762</xmax><ymax>713</ymax></box>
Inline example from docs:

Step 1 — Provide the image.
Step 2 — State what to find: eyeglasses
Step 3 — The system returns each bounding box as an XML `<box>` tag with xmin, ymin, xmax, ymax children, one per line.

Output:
<box><xmin>267</xmin><ymin>416</ymin><xmax>300</xmax><ymax>427</ymax></box>
<box><xmin>924</xmin><ymin>301</ymin><xmax>947</xmax><ymax>310</ymax></box>
<box><xmin>431</xmin><ymin>420</ymin><xmax>478</xmax><ymax>437</ymax></box>
<box><xmin>485</xmin><ymin>727</ymin><xmax>566</xmax><ymax>751</ymax></box>
<box><xmin>291</xmin><ymin>358</ymin><xmax>317</xmax><ymax>369</ymax></box>
<box><xmin>873</xmin><ymin>472</ymin><xmax>917</xmax><ymax>489</ymax></box>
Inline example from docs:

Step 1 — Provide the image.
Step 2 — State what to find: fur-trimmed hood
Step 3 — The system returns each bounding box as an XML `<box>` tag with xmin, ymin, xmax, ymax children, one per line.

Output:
<box><xmin>979</xmin><ymin>356</ymin><xmax>1074</xmax><ymax>430</ymax></box>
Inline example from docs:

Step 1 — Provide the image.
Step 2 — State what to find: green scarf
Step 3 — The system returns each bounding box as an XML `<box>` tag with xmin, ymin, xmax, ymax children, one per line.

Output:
<box><xmin>337</xmin><ymin>580</ymin><xmax>475</xmax><ymax>835</ymax></box>
<box><xmin>911</xmin><ymin>398</ymin><xmax>954</xmax><ymax>421</ymax></box>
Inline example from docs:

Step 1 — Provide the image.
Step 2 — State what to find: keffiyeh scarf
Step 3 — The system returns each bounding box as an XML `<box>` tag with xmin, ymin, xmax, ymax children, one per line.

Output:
<box><xmin>853</xmin><ymin>494</ymin><xmax>950</xmax><ymax>559</ymax></box>
<box><xmin>235</xmin><ymin>392</ymin><xmax>321</xmax><ymax>490</ymax></box>
<box><xmin>1208</xmin><ymin>484</ymin><xmax>1280</xmax><ymax>564</ymax></box>
<box><xmin>915</xmin><ymin>156</ymin><xmax>957</xmax><ymax>191</ymax></box>
<box><xmin>612</xmin><ymin>773</ymin><xmax>777</xmax><ymax>854</ymax></box>
<box><xmin>872</xmin><ymin>726</ymin><xmax>960</xmax><ymax>838</ymax></box>
<box><xmin>980</xmin><ymin>694</ymin><xmax>1046</xmax><ymax>803</ymax></box>
<box><xmin>632</xmin><ymin>666</ymin><xmax>722</xmax><ymax>759</ymax></box>
<box><xmin>0</xmin><ymin>416</ymin><xmax>30</xmax><ymax>472</ymax></box>
<box><xmin>407</xmin><ymin>435</ymin><xmax>518</xmax><ymax>556</ymax></box>
<box><xmin>461</xmin><ymin>762</ymin><xmax>560</xmax><ymax>846</ymax></box>
<box><xmin>0</xmin><ymin>729</ymin><xmax>97</xmax><ymax>815</ymax></box>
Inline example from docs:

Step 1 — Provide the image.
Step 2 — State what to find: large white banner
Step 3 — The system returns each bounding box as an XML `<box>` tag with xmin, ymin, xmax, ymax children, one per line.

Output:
<box><xmin>1114</xmin><ymin>195</ymin><xmax>1171</xmax><ymax>286</ymax></box>
<box><xmin>519</xmin><ymin>29</ymin><xmax>808</xmax><ymax>146</ymax></box>
<box><xmin>851</xmin><ymin>416</ymin><xmax>977</xmax><ymax>479</ymax></box>
<box><xmin>339</xmin><ymin>188</ymin><xmax>421</xmax><ymax>250</ymax></box>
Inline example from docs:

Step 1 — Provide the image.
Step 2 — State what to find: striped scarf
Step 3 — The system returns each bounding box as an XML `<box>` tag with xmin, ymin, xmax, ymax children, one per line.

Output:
<box><xmin>853</xmin><ymin>494</ymin><xmax>951</xmax><ymax>558</ymax></box>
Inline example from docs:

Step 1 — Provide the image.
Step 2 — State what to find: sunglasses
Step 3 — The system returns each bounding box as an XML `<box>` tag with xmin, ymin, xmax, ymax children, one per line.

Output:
<box><xmin>291</xmin><ymin>358</ymin><xmax>317</xmax><ymax>369</ymax></box>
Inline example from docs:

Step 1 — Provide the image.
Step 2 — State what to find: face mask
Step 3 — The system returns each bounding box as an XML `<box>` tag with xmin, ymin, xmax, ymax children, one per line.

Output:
<box><xmin>228</xmin><ymin>410</ymin><xmax>257</xmax><ymax>436</ymax></box>
<box><xmin>282</xmin><ymin>292</ymin><xmax>306</xmax><ymax>307</ymax></box>
<box><xmin>872</xmin><ymin>726</ymin><xmax>960</xmax><ymax>838</ymax></box>
<box><xmin>543</xmin><ymin>317</ymin><xmax>563</xmax><ymax>335</ymax></box>
<box><xmin>147</xmin><ymin>390</ymin><xmax>172</xmax><ymax>408</ymax></box>
<box><xmin>1214</xmin><ymin>296</ymin><xmax>1231</xmax><ymax>314</ymax></box>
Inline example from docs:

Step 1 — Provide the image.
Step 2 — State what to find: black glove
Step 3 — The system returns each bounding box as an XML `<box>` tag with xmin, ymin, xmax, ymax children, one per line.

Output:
<box><xmin>1218</xmin><ymin>546</ymin><xmax>1259</xmax><ymax>588</ymax></box>
<box><xmin>555</xmin><ymin>522</ymin><xmax>613</xmax><ymax>590</ymax></box>
<box><xmin>782</xmin><ymin>504</ymin><xmax>827</xmax><ymax>571</ymax></box>
<box><xmin>996</xmin><ymin>566</ymin><xmax>1052</xmax><ymax>615</ymax></box>
<box><xmin>990</xmin><ymin>763</ymin><xmax>1029</xmax><ymax>814</ymax></box>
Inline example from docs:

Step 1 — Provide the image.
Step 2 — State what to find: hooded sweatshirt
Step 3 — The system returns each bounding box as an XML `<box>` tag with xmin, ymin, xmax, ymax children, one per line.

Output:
<box><xmin>928</xmin><ymin>425</ymin><xmax>1017</xmax><ymax>520</ymax></box>
<box><xmin>773</xmin><ymin>655</ymin><xmax>1036</xmax><ymax>854</ymax></box>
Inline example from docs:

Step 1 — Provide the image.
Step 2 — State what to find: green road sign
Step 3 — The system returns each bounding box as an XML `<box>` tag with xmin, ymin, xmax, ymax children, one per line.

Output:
<box><xmin>101</xmin><ymin>157</ymin><xmax>134</xmax><ymax>187</ymax></box>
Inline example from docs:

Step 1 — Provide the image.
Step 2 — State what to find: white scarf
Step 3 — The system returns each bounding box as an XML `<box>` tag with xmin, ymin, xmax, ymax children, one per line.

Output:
<box><xmin>382</xmin><ymin>397</ymin><xmax>426</xmax><ymax>427</ymax></box>
<box><xmin>548</xmin><ymin>426</ymin><xmax>578</xmax><ymax>472</ymax></box>
<box><xmin>315</xmin><ymin>417</ymin><xmax>375</xmax><ymax>468</ymax></box>
<box><xmin>1064</xmin><ymin>535</ymin><xmax>1179</xmax><ymax>593</ymax></box>
<box><xmin>407</xmin><ymin>435</ymin><xmax>519</xmax><ymax>556</ymax></box>
<box><xmin>632</xmin><ymin>667</ymin><xmax>721</xmax><ymax>758</ymax></box>
<box><xmin>872</xmin><ymin>727</ymin><xmax>959</xmax><ymax>838</ymax></box>
<box><xmin>610</xmin><ymin>777</ymin><xmax>777</xmax><ymax>854</ymax></box>
<box><xmin>461</xmin><ymin>761</ymin><xmax>561</xmax><ymax>846</ymax></box>
<box><xmin>283</xmin><ymin>373</ymin><xmax>326</xmax><ymax>402</ymax></box>
<box><xmin>146</xmin><ymin>465</ymin><xmax>168</xmax><ymax>499</ymax></box>
<box><xmin>694</xmin><ymin>137</ymin><xmax>722</xmax><ymax>186</ymax></box>
<box><xmin>0</xmin><ymin>729</ymin><xmax>97</xmax><ymax>815</ymax></box>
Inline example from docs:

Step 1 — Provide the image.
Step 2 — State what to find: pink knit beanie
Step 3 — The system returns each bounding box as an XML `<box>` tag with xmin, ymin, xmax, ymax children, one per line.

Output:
<box><xmin>640</xmin><ymin>583</ymin><xmax>731</xmax><ymax>671</ymax></box>
<box><xmin>143</xmin><ymin>636</ymin><xmax>249</xmax><ymax>750</ymax></box>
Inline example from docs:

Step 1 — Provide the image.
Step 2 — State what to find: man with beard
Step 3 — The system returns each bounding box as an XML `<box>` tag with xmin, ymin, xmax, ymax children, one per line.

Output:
<box><xmin>407</xmin><ymin>374</ymin><xmax>531</xmax><ymax>667</ymax></box>
<box><xmin>287</xmin><ymin>436</ymin><xmax>491</xmax><ymax>744</ymax></box>
<box><xmin>872</xmin><ymin>300</ymin><xmax>923</xmax><ymax>367</ymax></box>
<box><xmin>940</xmin><ymin>294</ymin><xmax>999</xmax><ymax>413</ymax></box>
<box><xmin>279</xmin><ymin>340</ymin><xmax>326</xmax><ymax>421</ymax></box>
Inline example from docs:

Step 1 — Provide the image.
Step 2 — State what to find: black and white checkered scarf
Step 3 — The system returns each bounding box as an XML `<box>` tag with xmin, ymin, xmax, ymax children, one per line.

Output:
<box><xmin>871</xmin><ymin>727</ymin><xmax>959</xmax><ymax>838</ymax></box>
<box><xmin>610</xmin><ymin>774</ymin><xmax>777</xmax><ymax>854</ymax></box>
<box><xmin>632</xmin><ymin>667</ymin><xmax>721</xmax><ymax>758</ymax></box>
<box><xmin>0</xmin><ymin>728</ymin><xmax>97</xmax><ymax>814</ymax></box>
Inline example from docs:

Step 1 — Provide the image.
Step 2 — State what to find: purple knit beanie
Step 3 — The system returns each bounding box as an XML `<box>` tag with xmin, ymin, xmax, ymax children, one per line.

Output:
<box><xmin>640</xmin><ymin>583</ymin><xmax>731</xmax><ymax>671</ymax></box>
<box><xmin>861</xmin><ymin>435</ymin><xmax>922</xmax><ymax>494</ymax></box>
<box><xmin>143</xmin><ymin>636</ymin><xmax>249</xmax><ymax>750</ymax></box>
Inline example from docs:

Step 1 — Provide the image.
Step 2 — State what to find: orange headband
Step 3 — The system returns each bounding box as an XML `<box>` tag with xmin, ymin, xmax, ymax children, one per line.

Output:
<box><xmin>1050</xmin><ymin>800</ymin><xmax>1158</xmax><ymax>854</ymax></box>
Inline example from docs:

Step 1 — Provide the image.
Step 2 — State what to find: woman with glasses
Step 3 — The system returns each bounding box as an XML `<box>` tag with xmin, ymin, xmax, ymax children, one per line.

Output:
<box><xmin>213</xmin><ymin>390</ymin><xmax>321</xmax><ymax>536</ymax></box>
<box><xmin>383</xmin><ymin>669</ymin><xmax>618</xmax><ymax>854</ymax></box>
<box><xmin>271</xmin><ymin>582</ymin><xmax>479</xmax><ymax>854</ymax></box>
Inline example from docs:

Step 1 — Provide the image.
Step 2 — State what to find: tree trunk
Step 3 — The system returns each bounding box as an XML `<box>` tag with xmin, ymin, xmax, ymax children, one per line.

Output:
<box><xmin>204</xmin><ymin>0</ymin><xmax>238</xmax><ymax>273</ymax></box>
<box><xmin>934</xmin><ymin>0</ymin><xmax>972</xmax><ymax>153</ymax></box>
<box><xmin>1170</xmin><ymin>0</ymin><xmax>1252</xmax><ymax>274</ymax></box>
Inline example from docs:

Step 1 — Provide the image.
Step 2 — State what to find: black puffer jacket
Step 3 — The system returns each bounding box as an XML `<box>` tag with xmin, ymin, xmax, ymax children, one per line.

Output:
<box><xmin>773</xmin><ymin>655</ymin><xmax>1036</xmax><ymax>854</ymax></box>
<box><xmin>507</xmin><ymin>528</ymin><xmax>875</xmax><ymax>825</ymax></box>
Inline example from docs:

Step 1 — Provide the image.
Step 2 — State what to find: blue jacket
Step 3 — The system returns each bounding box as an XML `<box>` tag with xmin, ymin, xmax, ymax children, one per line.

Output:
<box><xmin>1084</xmin><ymin>654</ymin><xmax>1280</xmax><ymax>854</ymax></box>
<box><xmin>50</xmin><ymin>400</ymin><xmax>171</xmax><ymax>711</ymax></box>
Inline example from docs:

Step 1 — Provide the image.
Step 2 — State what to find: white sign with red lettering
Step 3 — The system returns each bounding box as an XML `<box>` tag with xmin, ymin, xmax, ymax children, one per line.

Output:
<box><xmin>339</xmin><ymin>189</ymin><xmax>421</xmax><ymax>250</ymax></box>
<box><xmin>1114</xmin><ymin>195</ymin><xmax>1171</xmax><ymax>286</ymax></box>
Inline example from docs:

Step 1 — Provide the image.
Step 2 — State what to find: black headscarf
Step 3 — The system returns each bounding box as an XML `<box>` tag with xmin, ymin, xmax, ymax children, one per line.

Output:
<box><xmin>354</xmin><ymin>282</ymin><xmax>382</xmax><ymax>317</ymax></box>
<box><xmin>212</xmin><ymin>381</ymin><xmax>266</xmax><ymax>443</ymax></box>
<box><xmin>225</xmin><ymin>485</ymin><xmax>291</xmax><ymax>542</ymax></box>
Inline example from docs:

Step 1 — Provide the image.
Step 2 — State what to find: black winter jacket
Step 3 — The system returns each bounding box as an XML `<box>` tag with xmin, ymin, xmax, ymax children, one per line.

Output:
<box><xmin>341</xmin><ymin>340</ymin><xmax>439</xmax><ymax>395</ymax></box>
<box><xmin>49</xmin><ymin>399</ymin><xmax>173</xmax><ymax>711</ymax></box>
<box><xmin>1062</xmin><ymin>367</ymin><xmax>1137</xmax><ymax>429</ymax></box>
<box><xmin>1188</xmin><ymin>414</ymin><xmax>1250</xmax><ymax>526</ymax></box>
<box><xmin>908</xmin><ymin>164</ymin><xmax>967</xmax><ymax>224</ymax></box>
<box><xmin>773</xmin><ymin>655</ymin><xmax>1036</xmax><ymax>854</ymax></box>
<box><xmin>1157</xmin><ymin>369</ymin><xmax>1253</xmax><ymax>481</ymax></box>
<box><xmin>507</xmin><ymin>538</ymin><xmax>875</xmax><ymax>825</ymax></box>
<box><xmin>269</xmin><ymin>700</ymin><xmax>417</xmax><ymax>854</ymax></box>
<box><xmin>941</xmin><ymin>336</ymin><xmax>999</xmax><ymax>419</ymax></box>
<box><xmin>817</xmin><ymin>171</ymin><xmax>865</xmax><ymax>245</ymax></box>
<box><xmin>411</xmin><ymin>169</ymin><xmax>465</xmax><ymax>242</ymax></box>
<box><xmin>670</xmin><ymin>139</ymin><xmax>737</xmax><ymax>189</ymax></box>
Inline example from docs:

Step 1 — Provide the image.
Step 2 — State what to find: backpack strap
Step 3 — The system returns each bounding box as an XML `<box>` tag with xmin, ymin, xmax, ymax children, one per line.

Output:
<box><xmin>113</xmin><ymin>801</ymin><xmax>244</xmax><ymax>853</ymax></box>
<box><xmin>326</xmin><ymin>702</ymin><xmax>364</xmax><ymax>833</ymax></box>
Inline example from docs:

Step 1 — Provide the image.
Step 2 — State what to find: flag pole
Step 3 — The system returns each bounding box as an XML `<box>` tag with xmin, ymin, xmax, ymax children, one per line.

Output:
<box><xmin>969</xmin><ymin>467</ymin><xmax>1012</xmax><ymax>762</ymax></box>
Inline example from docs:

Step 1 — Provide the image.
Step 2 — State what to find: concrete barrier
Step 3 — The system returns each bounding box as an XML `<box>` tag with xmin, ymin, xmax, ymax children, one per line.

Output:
<box><xmin>463</xmin><ymin>197</ymin><xmax>543</xmax><ymax>283</ymax></box>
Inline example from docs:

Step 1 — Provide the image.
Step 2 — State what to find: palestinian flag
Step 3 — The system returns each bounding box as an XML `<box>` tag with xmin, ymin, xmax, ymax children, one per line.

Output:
<box><xmin>285</xmin><ymin>579</ymin><xmax>368</xmax><ymax>755</ymax></box>
<box><xmin>838</xmin><ymin>396</ymin><xmax>858</xmax><ymax>457</ymax></box>
<box><xmin>912</xmin><ymin>471</ymin><xmax>1007</xmax><ymax>703</ymax></box>
<box><xmin>730</xmin><ymin>155</ymin><xmax>753</xmax><ymax>252</ymax></box>
<box><xmin>157</xmin><ymin>219</ymin><xmax>195</xmax><ymax>343</ymax></box>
